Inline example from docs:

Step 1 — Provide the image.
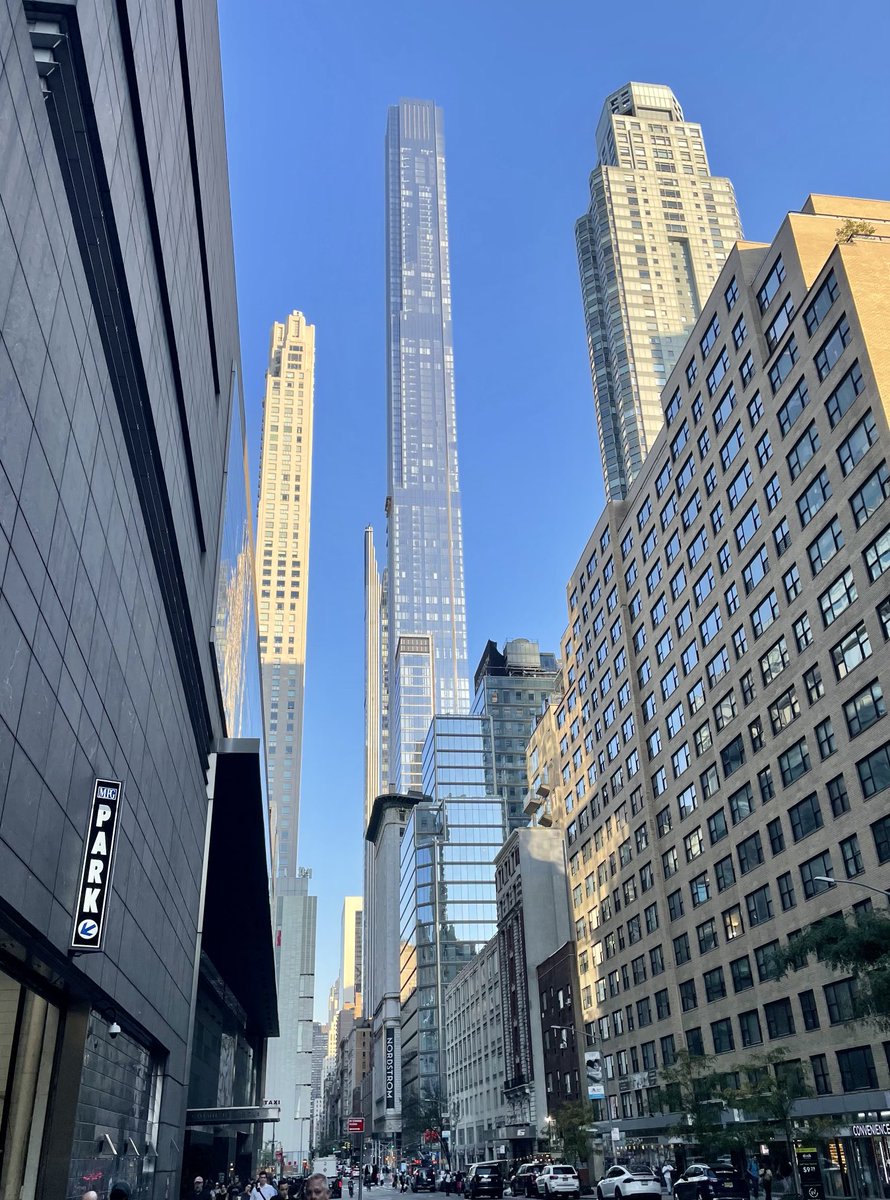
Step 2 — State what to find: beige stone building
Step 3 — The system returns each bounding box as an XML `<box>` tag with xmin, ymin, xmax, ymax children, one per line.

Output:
<box><xmin>577</xmin><ymin>83</ymin><xmax>742</xmax><ymax>501</ymax></box>
<box><xmin>530</xmin><ymin>197</ymin><xmax>890</xmax><ymax>1187</ymax></box>
<box><xmin>256</xmin><ymin>310</ymin><xmax>315</xmax><ymax>877</ymax></box>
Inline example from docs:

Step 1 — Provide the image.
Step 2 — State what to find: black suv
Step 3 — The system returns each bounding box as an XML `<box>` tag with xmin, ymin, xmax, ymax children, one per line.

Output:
<box><xmin>467</xmin><ymin>1165</ymin><xmax>503</xmax><ymax>1200</ymax></box>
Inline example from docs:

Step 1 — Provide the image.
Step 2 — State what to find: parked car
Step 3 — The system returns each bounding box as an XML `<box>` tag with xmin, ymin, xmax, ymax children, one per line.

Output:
<box><xmin>595</xmin><ymin>1166</ymin><xmax>661</xmax><ymax>1200</ymax></box>
<box><xmin>466</xmin><ymin>1163</ymin><xmax>504</xmax><ymax>1199</ymax></box>
<box><xmin>536</xmin><ymin>1166</ymin><xmax>581</xmax><ymax>1199</ymax></box>
<box><xmin>673</xmin><ymin>1166</ymin><xmax>719</xmax><ymax>1200</ymax></box>
<box><xmin>513</xmin><ymin>1166</ymin><xmax>543</xmax><ymax>1198</ymax></box>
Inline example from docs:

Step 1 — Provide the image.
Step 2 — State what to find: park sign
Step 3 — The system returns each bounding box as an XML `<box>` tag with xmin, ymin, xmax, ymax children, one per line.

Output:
<box><xmin>71</xmin><ymin>779</ymin><xmax>123</xmax><ymax>951</ymax></box>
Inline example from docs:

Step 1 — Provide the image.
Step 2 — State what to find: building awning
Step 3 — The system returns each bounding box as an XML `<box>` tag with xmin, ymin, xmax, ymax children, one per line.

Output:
<box><xmin>202</xmin><ymin>739</ymin><xmax>278</xmax><ymax>1037</ymax></box>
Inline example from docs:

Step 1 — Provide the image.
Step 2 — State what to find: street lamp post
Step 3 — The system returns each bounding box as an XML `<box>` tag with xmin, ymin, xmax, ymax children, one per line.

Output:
<box><xmin>813</xmin><ymin>876</ymin><xmax>890</xmax><ymax>904</ymax></box>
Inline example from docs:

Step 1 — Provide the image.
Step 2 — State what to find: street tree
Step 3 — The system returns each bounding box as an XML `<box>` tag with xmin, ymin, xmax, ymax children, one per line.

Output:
<box><xmin>772</xmin><ymin>908</ymin><xmax>890</xmax><ymax>1029</ymax></box>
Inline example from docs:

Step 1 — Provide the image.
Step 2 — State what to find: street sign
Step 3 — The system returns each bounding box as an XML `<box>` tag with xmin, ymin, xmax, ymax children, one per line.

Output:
<box><xmin>347</xmin><ymin>1117</ymin><xmax>365</xmax><ymax>1133</ymax></box>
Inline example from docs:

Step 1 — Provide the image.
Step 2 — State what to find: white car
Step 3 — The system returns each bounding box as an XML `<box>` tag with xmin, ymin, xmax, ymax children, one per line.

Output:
<box><xmin>596</xmin><ymin>1166</ymin><xmax>662</xmax><ymax>1200</ymax></box>
<box><xmin>536</xmin><ymin>1166</ymin><xmax>580</xmax><ymax>1199</ymax></box>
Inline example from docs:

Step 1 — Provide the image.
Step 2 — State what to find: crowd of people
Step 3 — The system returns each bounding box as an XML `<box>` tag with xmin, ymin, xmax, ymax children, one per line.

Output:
<box><xmin>187</xmin><ymin>1171</ymin><xmax>333</xmax><ymax>1200</ymax></box>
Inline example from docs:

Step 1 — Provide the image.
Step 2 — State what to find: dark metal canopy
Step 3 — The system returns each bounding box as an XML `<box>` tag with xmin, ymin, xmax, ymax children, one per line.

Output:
<box><xmin>202</xmin><ymin>739</ymin><xmax>278</xmax><ymax>1037</ymax></box>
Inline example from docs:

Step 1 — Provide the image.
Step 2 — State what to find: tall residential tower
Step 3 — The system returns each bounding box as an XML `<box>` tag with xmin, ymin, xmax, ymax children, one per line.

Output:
<box><xmin>256</xmin><ymin>310</ymin><xmax>315</xmax><ymax>875</ymax></box>
<box><xmin>384</xmin><ymin>99</ymin><xmax>471</xmax><ymax>791</ymax></box>
<box><xmin>576</xmin><ymin>82</ymin><xmax>742</xmax><ymax>500</ymax></box>
<box><xmin>255</xmin><ymin>311</ymin><xmax>317</xmax><ymax>1159</ymax></box>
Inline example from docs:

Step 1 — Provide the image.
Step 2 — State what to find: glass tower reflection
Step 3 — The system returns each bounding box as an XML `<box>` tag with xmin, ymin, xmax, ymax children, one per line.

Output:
<box><xmin>400</xmin><ymin>722</ymin><xmax>506</xmax><ymax>1105</ymax></box>
<box><xmin>385</xmin><ymin>99</ymin><xmax>471</xmax><ymax>792</ymax></box>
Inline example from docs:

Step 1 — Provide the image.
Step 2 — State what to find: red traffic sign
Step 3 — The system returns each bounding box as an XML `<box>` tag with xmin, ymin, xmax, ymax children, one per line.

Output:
<box><xmin>347</xmin><ymin>1117</ymin><xmax>365</xmax><ymax>1133</ymax></box>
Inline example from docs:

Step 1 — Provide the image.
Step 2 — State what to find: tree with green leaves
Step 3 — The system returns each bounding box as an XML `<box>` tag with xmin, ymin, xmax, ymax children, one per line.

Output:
<box><xmin>551</xmin><ymin>1100</ymin><xmax>596</xmax><ymax>1166</ymax></box>
<box><xmin>836</xmin><ymin>218</ymin><xmax>877</xmax><ymax>242</ymax></box>
<box><xmin>655</xmin><ymin>1051</ymin><xmax>746</xmax><ymax>1159</ymax></box>
<box><xmin>401</xmin><ymin>1083</ymin><xmax>452</xmax><ymax>1165</ymax></box>
<box><xmin>772</xmin><ymin>907</ymin><xmax>890</xmax><ymax>1029</ymax></box>
<box><xmin>723</xmin><ymin>1050</ymin><xmax>825</xmax><ymax>1196</ymax></box>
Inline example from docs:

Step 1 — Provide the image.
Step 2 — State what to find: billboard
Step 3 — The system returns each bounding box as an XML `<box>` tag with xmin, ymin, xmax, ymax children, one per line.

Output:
<box><xmin>585</xmin><ymin>1049</ymin><xmax>605</xmax><ymax>1100</ymax></box>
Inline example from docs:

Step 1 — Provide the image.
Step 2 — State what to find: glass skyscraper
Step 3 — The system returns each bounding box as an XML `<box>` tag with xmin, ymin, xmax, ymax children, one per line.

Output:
<box><xmin>576</xmin><ymin>83</ymin><xmax>742</xmax><ymax>500</ymax></box>
<box><xmin>385</xmin><ymin>99</ymin><xmax>471</xmax><ymax>792</ymax></box>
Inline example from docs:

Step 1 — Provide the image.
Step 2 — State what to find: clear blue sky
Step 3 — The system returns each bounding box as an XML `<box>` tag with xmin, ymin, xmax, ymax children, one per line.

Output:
<box><xmin>217</xmin><ymin>0</ymin><xmax>890</xmax><ymax>1018</ymax></box>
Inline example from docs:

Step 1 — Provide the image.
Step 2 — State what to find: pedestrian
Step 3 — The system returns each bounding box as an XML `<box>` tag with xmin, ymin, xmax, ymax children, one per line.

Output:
<box><xmin>747</xmin><ymin>1159</ymin><xmax>760</xmax><ymax>1200</ymax></box>
<box><xmin>192</xmin><ymin>1179</ymin><xmax>214</xmax><ymax>1200</ymax></box>
<box><xmin>662</xmin><ymin>1164</ymin><xmax>673</xmax><ymax>1195</ymax></box>
<box><xmin>443</xmin><ymin>1170</ymin><xmax>452</xmax><ymax>1196</ymax></box>
<box><xmin>762</xmin><ymin>1168</ymin><xmax>773</xmax><ymax>1200</ymax></box>
<box><xmin>252</xmin><ymin>1173</ymin><xmax>277</xmax><ymax>1200</ymax></box>
<box><xmin>278</xmin><ymin>1181</ymin><xmax>292</xmax><ymax>1200</ymax></box>
<box><xmin>306</xmin><ymin>1178</ymin><xmax>331</xmax><ymax>1200</ymax></box>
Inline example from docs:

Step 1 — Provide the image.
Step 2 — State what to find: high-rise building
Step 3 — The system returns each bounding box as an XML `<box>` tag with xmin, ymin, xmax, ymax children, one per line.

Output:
<box><xmin>400</xmin><ymin>787</ymin><xmax>507</xmax><ymax>1111</ymax></box>
<box><xmin>254</xmin><ymin>311</ymin><xmax>317</xmax><ymax>1161</ymax></box>
<box><xmin>0</xmin><ymin>1</ymin><xmax>278</xmax><ymax>1191</ymax></box>
<box><xmin>531</xmin><ymin>196</ymin><xmax>890</xmax><ymax>1168</ymax></box>
<box><xmin>384</xmin><ymin>99</ymin><xmax>471</xmax><ymax>792</ymax></box>
<box><xmin>471</xmin><ymin>638</ymin><xmax>561</xmax><ymax>829</ymax></box>
<box><xmin>364</xmin><ymin>527</ymin><xmax>385</xmax><ymax>822</ymax></box>
<box><xmin>256</xmin><ymin>311</ymin><xmax>315</xmax><ymax>877</ymax></box>
<box><xmin>341</xmin><ymin>897</ymin><xmax>364</xmax><ymax>1008</ymax></box>
<box><xmin>576</xmin><ymin>82</ymin><xmax>742</xmax><ymax>500</ymax></box>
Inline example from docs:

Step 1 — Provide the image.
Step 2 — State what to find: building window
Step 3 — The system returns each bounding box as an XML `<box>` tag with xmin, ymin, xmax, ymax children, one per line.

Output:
<box><xmin>837</xmin><ymin>1046</ymin><xmax>878</xmax><ymax>1091</ymax></box>
<box><xmin>827</xmin><ymin>774</ymin><xmax>850</xmax><ymax>817</ymax></box>
<box><xmin>871</xmin><ymin>815</ymin><xmax>890</xmax><ymax>864</ymax></box>
<box><xmin>799</xmin><ymin>989</ymin><xmax>820</xmax><ymax>1031</ymax></box>
<box><xmin>745</xmin><ymin>884</ymin><xmax>773</xmax><ymax>926</ymax></box>
<box><xmin>839</xmin><ymin>411</ymin><xmax>878</xmax><ymax>477</ymax></box>
<box><xmin>711</xmin><ymin>1019</ymin><xmax>735</xmax><ymax>1054</ymax></box>
<box><xmin>780</xmin><ymin>740</ymin><xmax>811</xmax><ymax>787</ymax></box>
<box><xmin>825</xmin><ymin>362</ymin><xmax>864</xmax><ymax>428</ymax></box>
<box><xmin>778</xmin><ymin>872</ymin><xmax>796</xmax><ymax>910</ymax></box>
<box><xmin>804</xmin><ymin>270</ymin><xmax>838</xmax><ymax>335</ymax></box>
<box><xmin>739</xmin><ymin>1010</ymin><xmax>763</xmax><ymax>1047</ymax></box>
<box><xmin>811</xmin><ymin>1054</ymin><xmax>832</xmax><ymax>1095</ymax></box>
<box><xmin>789</xmin><ymin>793</ymin><xmax>823</xmax><ymax>842</ymax></box>
<box><xmin>858</xmin><ymin>743</ymin><xmax>890</xmax><ymax>799</ymax></box>
<box><xmin>800</xmin><ymin>851</ymin><xmax>834</xmax><ymax>899</ymax></box>
<box><xmin>815</xmin><ymin>718</ymin><xmax>837</xmax><ymax>760</ymax></box>
<box><xmin>764</xmin><ymin>998</ymin><xmax>795</xmax><ymax>1039</ymax></box>
<box><xmin>832</xmin><ymin>623</ymin><xmax>873</xmax><ymax>680</ymax></box>
<box><xmin>731</xmin><ymin>956</ymin><xmax>754</xmax><ymax>993</ymax></box>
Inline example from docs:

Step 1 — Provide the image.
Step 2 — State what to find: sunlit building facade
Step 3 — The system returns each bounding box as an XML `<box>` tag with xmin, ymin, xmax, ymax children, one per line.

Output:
<box><xmin>577</xmin><ymin>82</ymin><xmax>742</xmax><ymax>500</ymax></box>
<box><xmin>385</xmin><ymin>99</ymin><xmax>471</xmax><ymax>791</ymax></box>
<box><xmin>256</xmin><ymin>310</ymin><xmax>315</xmax><ymax>877</ymax></box>
<box><xmin>532</xmin><ymin>197</ymin><xmax>890</xmax><ymax>1178</ymax></box>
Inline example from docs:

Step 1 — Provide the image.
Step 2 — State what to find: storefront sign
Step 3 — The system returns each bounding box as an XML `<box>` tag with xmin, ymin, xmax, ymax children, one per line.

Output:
<box><xmin>385</xmin><ymin>1026</ymin><xmax>396</xmax><ymax>1108</ymax></box>
<box><xmin>852</xmin><ymin>1122</ymin><xmax>890</xmax><ymax>1137</ymax></box>
<box><xmin>796</xmin><ymin>1147</ymin><xmax>824</xmax><ymax>1200</ymax></box>
<box><xmin>71</xmin><ymin>779</ymin><xmax>123</xmax><ymax>952</ymax></box>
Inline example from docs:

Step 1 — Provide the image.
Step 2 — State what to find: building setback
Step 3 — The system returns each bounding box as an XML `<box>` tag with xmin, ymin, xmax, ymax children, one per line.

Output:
<box><xmin>0</xmin><ymin>0</ymin><xmax>276</xmax><ymax>1193</ymax></box>
<box><xmin>576</xmin><ymin>83</ymin><xmax>741</xmax><ymax>501</ymax></box>
<box><xmin>529</xmin><ymin>197</ymin><xmax>890</xmax><ymax>1182</ymax></box>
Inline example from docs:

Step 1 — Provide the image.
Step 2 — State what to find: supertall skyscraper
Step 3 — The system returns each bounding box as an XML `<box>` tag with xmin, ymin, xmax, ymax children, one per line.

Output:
<box><xmin>255</xmin><ymin>311</ymin><xmax>317</xmax><ymax>1159</ymax></box>
<box><xmin>256</xmin><ymin>310</ymin><xmax>315</xmax><ymax>876</ymax></box>
<box><xmin>576</xmin><ymin>82</ymin><xmax>742</xmax><ymax>500</ymax></box>
<box><xmin>384</xmin><ymin>99</ymin><xmax>471</xmax><ymax>791</ymax></box>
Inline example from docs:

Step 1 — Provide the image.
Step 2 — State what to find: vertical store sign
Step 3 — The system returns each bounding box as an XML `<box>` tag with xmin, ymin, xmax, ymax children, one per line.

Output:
<box><xmin>385</xmin><ymin>1026</ymin><xmax>395</xmax><ymax>1108</ymax></box>
<box><xmin>70</xmin><ymin>779</ymin><xmax>123</xmax><ymax>951</ymax></box>
<box><xmin>796</xmin><ymin>1148</ymin><xmax>824</xmax><ymax>1200</ymax></box>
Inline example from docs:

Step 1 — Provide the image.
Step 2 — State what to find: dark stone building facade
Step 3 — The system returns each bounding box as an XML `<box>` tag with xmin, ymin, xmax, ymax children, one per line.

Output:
<box><xmin>0</xmin><ymin>2</ymin><xmax>275</xmax><ymax>1196</ymax></box>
